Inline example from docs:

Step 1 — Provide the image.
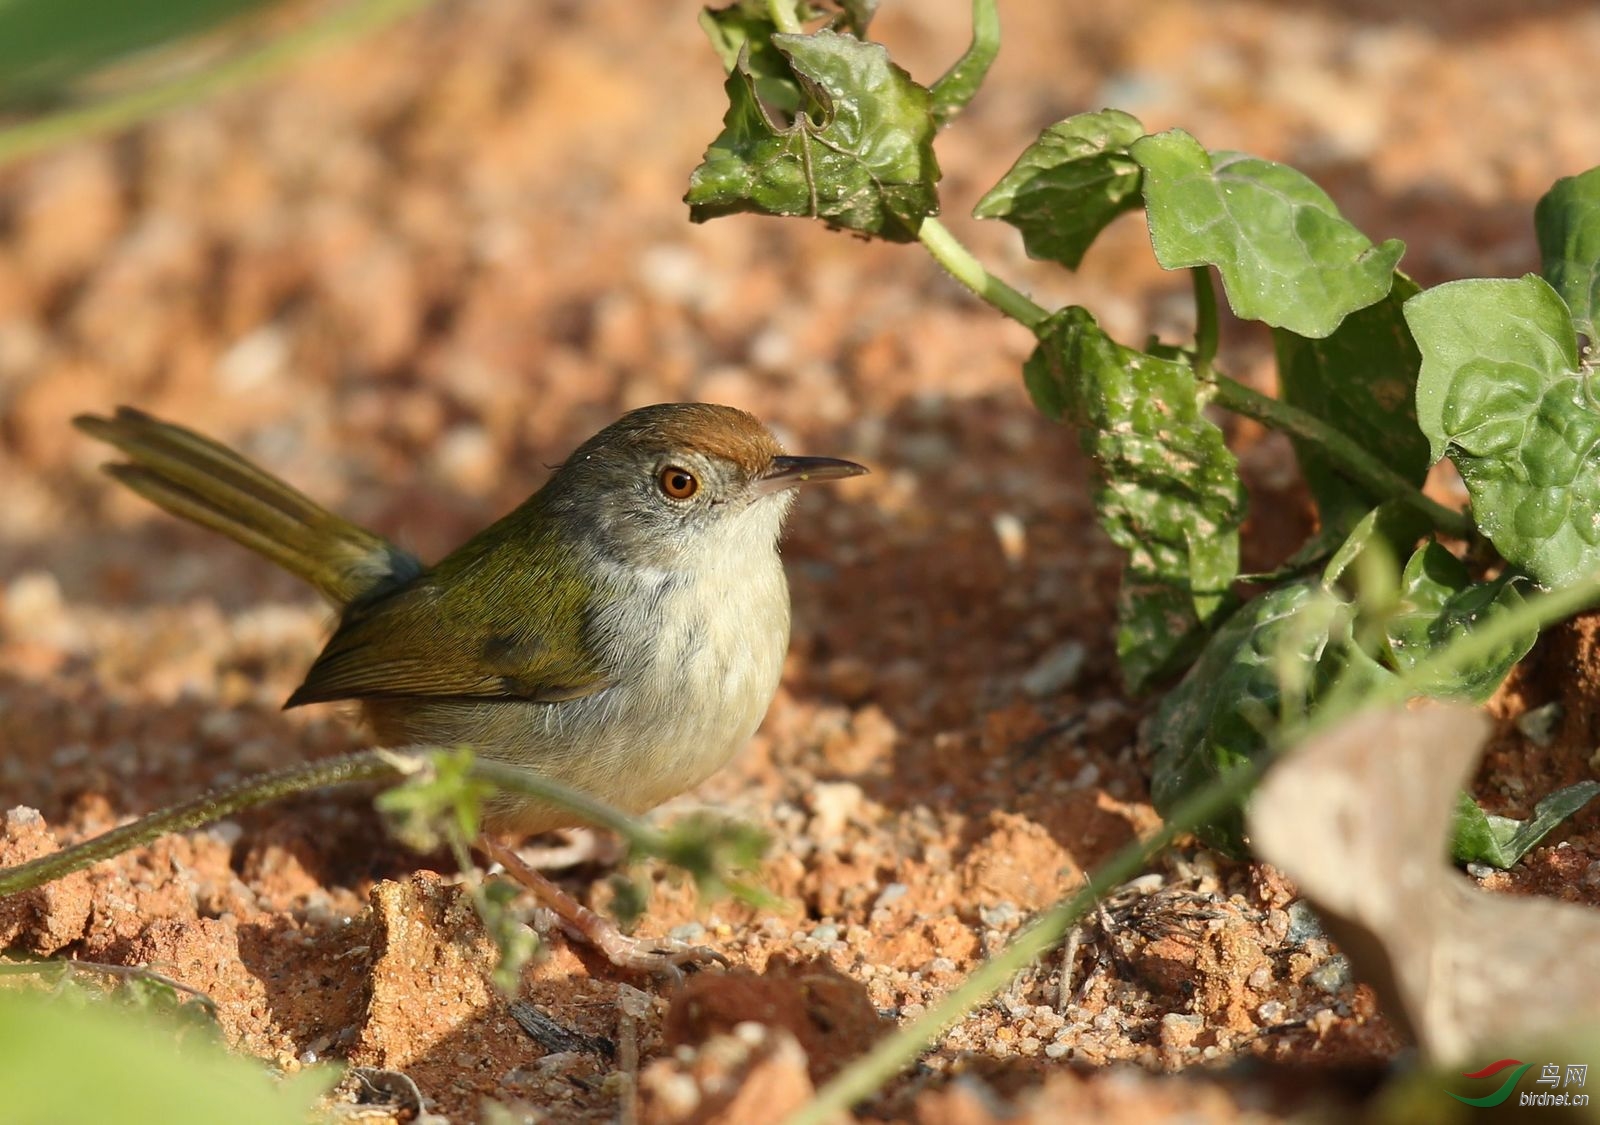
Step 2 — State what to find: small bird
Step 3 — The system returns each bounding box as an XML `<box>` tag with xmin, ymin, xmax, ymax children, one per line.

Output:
<box><xmin>75</xmin><ymin>404</ymin><xmax>866</xmax><ymax>973</ymax></box>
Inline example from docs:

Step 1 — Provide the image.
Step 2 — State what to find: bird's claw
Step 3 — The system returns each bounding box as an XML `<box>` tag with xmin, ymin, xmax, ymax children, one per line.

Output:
<box><xmin>581</xmin><ymin>926</ymin><xmax>729</xmax><ymax>985</ymax></box>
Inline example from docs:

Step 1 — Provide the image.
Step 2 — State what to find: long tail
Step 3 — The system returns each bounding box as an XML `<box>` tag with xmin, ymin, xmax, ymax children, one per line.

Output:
<box><xmin>75</xmin><ymin>407</ymin><xmax>419</xmax><ymax>607</ymax></box>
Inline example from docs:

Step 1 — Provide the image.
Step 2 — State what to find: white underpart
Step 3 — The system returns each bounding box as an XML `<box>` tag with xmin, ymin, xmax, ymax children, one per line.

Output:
<box><xmin>388</xmin><ymin>490</ymin><xmax>796</xmax><ymax>835</ymax></box>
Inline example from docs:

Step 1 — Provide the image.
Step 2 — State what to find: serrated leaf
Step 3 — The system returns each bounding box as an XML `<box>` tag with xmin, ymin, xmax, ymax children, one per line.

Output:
<box><xmin>1132</xmin><ymin>129</ymin><xmax>1405</xmax><ymax>338</ymax></box>
<box><xmin>1384</xmin><ymin>542</ymin><xmax>1535</xmax><ymax>702</ymax></box>
<box><xmin>1535</xmin><ymin>165</ymin><xmax>1600</xmax><ymax>343</ymax></box>
<box><xmin>698</xmin><ymin>1</ymin><xmax>806</xmax><ymax>116</ymax></box>
<box><xmin>1026</xmin><ymin>306</ymin><xmax>1246</xmax><ymax>692</ymax></box>
<box><xmin>1406</xmin><ymin>275</ymin><xmax>1600</xmax><ymax>587</ymax></box>
<box><xmin>973</xmin><ymin>109</ymin><xmax>1145</xmax><ymax>269</ymax></box>
<box><xmin>1452</xmin><ymin>782</ymin><xmax>1600</xmax><ymax>868</ymax></box>
<box><xmin>686</xmin><ymin>29</ymin><xmax>940</xmax><ymax>243</ymax></box>
<box><xmin>1273</xmin><ymin>274</ymin><xmax>1430</xmax><ymax>526</ymax></box>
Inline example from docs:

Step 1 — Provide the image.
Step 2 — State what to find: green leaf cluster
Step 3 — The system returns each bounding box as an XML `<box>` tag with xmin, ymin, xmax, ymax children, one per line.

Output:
<box><xmin>686</xmin><ymin>2</ymin><xmax>1600</xmax><ymax>866</ymax></box>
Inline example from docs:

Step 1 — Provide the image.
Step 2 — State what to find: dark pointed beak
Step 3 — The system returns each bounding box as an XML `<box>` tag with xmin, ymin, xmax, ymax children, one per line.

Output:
<box><xmin>756</xmin><ymin>455</ymin><xmax>869</xmax><ymax>495</ymax></box>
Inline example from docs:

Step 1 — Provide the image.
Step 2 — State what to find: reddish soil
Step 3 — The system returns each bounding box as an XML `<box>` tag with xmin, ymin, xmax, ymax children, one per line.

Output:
<box><xmin>3</xmin><ymin>1</ymin><xmax>1600</xmax><ymax>1121</ymax></box>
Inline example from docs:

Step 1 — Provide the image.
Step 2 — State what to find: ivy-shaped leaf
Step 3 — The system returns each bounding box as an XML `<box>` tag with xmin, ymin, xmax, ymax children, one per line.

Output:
<box><xmin>1535</xmin><ymin>165</ymin><xmax>1600</xmax><ymax>343</ymax></box>
<box><xmin>972</xmin><ymin>110</ymin><xmax>1144</xmax><ymax>269</ymax></box>
<box><xmin>1406</xmin><ymin>275</ymin><xmax>1600</xmax><ymax>587</ymax></box>
<box><xmin>686</xmin><ymin>29</ymin><xmax>940</xmax><ymax>243</ymax></box>
<box><xmin>1273</xmin><ymin>274</ymin><xmax>1430</xmax><ymax>529</ymax></box>
<box><xmin>1025</xmin><ymin>306</ymin><xmax>1246</xmax><ymax>692</ymax></box>
<box><xmin>1453</xmin><ymin>783</ymin><xmax>1600</xmax><ymax>869</ymax></box>
<box><xmin>1384</xmin><ymin>542</ymin><xmax>1535</xmax><ymax>703</ymax></box>
<box><xmin>1132</xmin><ymin>129</ymin><xmax>1405</xmax><ymax>338</ymax></box>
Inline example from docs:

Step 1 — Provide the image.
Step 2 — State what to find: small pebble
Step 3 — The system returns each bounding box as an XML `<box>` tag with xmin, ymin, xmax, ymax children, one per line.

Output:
<box><xmin>668</xmin><ymin>922</ymin><xmax>707</xmax><ymax>943</ymax></box>
<box><xmin>992</xmin><ymin>512</ymin><xmax>1027</xmax><ymax>568</ymax></box>
<box><xmin>873</xmin><ymin>883</ymin><xmax>909</xmax><ymax>910</ymax></box>
<box><xmin>1284</xmin><ymin>899</ymin><xmax>1325</xmax><ymax>944</ymax></box>
<box><xmin>1308</xmin><ymin>955</ymin><xmax>1353</xmax><ymax>994</ymax></box>
<box><xmin>1515</xmin><ymin>702</ymin><xmax>1563</xmax><ymax>747</ymax></box>
<box><xmin>979</xmin><ymin>902</ymin><xmax>1019</xmax><ymax>928</ymax></box>
<box><xmin>1020</xmin><ymin>641</ymin><xmax>1087</xmax><ymax>699</ymax></box>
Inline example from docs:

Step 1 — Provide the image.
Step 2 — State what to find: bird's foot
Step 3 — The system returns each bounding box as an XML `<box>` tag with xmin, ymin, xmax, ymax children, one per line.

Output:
<box><xmin>577</xmin><ymin>917</ymin><xmax>728</xmax><ymax>985</ymax></box>
<box><xmin>478</xmin><ymin>834</ymin><xmax>725</xmax><ymax>985</ymax></box>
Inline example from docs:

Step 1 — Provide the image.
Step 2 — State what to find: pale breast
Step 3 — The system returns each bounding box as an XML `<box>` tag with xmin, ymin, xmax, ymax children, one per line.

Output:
<box><xmin>366</xmin><ymin>541</ymin><xmax>792</xmax><ymax>836</ymax></box>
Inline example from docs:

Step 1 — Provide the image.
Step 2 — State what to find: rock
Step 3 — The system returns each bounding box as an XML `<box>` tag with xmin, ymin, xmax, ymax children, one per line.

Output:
<box><xmin>957</xmin><ymin>812</ymin><xmax>1079</xmax><ymax>912</ymax></box>
<box><xmin>639</xmin><ymin>1023</ymin><xmax>827</xmax><ymax>1125</ymax></box>
<box><xmin>664</xmin><ymin>955</ymin><xmax>889</xmax><ymax>1085</ymax></box>
<box><xmin>350</xmin><ymin>874</ymin><xmax>500</xmax><ymax>1070</ymax></box>
<box><xmin>0</xmin><ymin>807</ymin><xmax>93</xmax><ymax>955</ymax></box>
<box><xmin>807</xmin><ymin>781</ymin><xmax>864</xmax><ymax>840</ymax></box>
<box><xmin>1020</xmin><ymin>641</ymin><xmax>1087</xmax><ymax>699</ymax></box>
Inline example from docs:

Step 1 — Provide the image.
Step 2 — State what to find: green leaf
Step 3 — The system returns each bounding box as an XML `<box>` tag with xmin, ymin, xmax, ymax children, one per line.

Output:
<box><xmin>1273</xmin><ymin>274</ymin><xmax>1430</xmax><ymax>527</ymax></box>
<box><xmin>0</xmin><ymin>987</ymin><xmax>332</xmax><ymax>1124</ymax></box>
<box><xmin>1320</xmin><ymin>500</ymin><xmax>1430</xmax><ymax>590</ymax></box>
<box><xmin>1150</xmin><ymin>582</ymin><xmax>1383</xmax><ymax>853</ymax></box>
<box><xmin>1025</xmin><ymin>306</ymin><xmax>1246</xmax><ymax>692</ymax></box>
<box><xmin>1384</xmin><ymin>542</ymin><xmax>1535</xmax><ymax>702</ymax></box>
<box><xmin>973</xmin><ymin>109</ymin><xmax>1145</xmax><ymax>269</ymax></box>
<box><xmin>927</xmin><ymin>0</ymin><xmax>998</xmax><ymax>126</ymax></box>
<box><xmin>698</xmin><ymin>1</ymin><xmax>806</xmax><ymax>117</ymax></box>
<box><xmin>1406</xmin><ymin>275</ymin><xmax>1600</xmax><ymax>587</ymax></box>
<box><xmin>686</xmin><ymin>29</ymin><xmax>940</xmax><ymax>243</ymax></box>
<box><xmin>1535</xmin><ymin>165</ymin><xmax>1600</xmax><ymax>342</ymax></box>
<box><xmin>1452</xmin><ymin>782</ymin><xmax>1600</xmax><ymax>868</ymax></box>
<box><xmin>1132</xmin><ymin>129</ymin><xmax>1405</xmax><ymax>338</ymax></box>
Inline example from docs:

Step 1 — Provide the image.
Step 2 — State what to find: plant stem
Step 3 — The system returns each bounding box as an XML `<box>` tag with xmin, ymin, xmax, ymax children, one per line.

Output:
<box><xmin>917</xmin><ymin>216</ymin><xmax>1047</xmax><ymax>329</ymax></box>
<box><xmin>915</xmin><ymin>219</ymin><xmax>1474</xmax><ymax>539</ymax></box>
<box><xmin>1192</xmin><ymin>266</ymin><xmax>1219</xmax><ymax>377</ymax></box>
<box><xmin>0</xmin><ymin>0</ymin><xmax>433</xmax><ymax>167</ymax></box>
<box><xmin>766</xmin><ymin>0</ymin><xmax>803</xmax><ymax>35</ymax></box>
<box><xmin>0</xmin><ymin>752</ymin><xmax>407</xmax><ymax>897</ymax></box>
<box><xmin>782</xmin><ymin>752</ymin><xmax>1269</xmax><ymax>1125</ymax></box>
<box><xmin>928</xmin><ymin>0</ymin><xmax>1001</xmax><ymax>125</ymax></box>
<box><xmin>0</xmin><ymin>744</ymin><xmax>774</xmax><ymax>905</ymax></box>
<box><xmin>1208</xmin><ymin>376</ymin><xmax>1474</xmax><ymax>539</ymax></box>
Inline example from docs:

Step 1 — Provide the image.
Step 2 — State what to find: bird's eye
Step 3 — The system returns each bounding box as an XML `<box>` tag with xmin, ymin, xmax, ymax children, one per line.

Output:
<box><xmin>658</xmin><ymin>465</ymin><xmax>699</xmax><ymax>500</ymax></box>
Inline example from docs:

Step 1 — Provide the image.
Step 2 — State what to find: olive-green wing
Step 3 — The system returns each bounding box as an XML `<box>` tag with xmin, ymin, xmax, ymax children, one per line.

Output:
<box><xmin>284</xmin><ymin>516</ymin><xmax>613</xmax><ymax>708</ymax></box>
